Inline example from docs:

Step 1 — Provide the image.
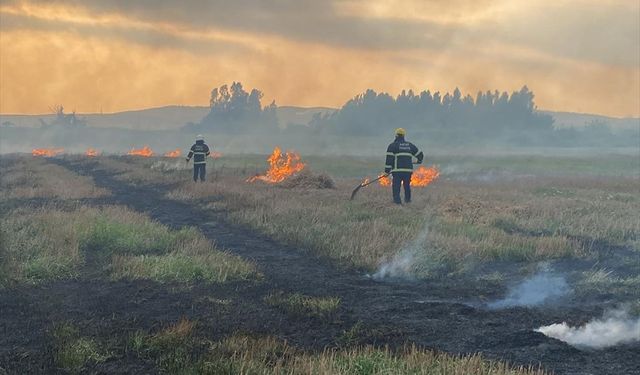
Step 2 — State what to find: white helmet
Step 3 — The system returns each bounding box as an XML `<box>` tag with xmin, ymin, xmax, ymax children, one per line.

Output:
<box><xmin>196</xmin><ymin>134</ymin><xmax>204</xmax><ymax>141</ymax></box>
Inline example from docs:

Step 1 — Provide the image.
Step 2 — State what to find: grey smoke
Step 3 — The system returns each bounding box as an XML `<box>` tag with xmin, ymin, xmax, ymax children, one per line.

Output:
<box><xmin>487</xmin><ymin>266</ymin><xmax>570</xmax><ymax>309</ymax></box>
<box><xmin>372</xmin><ymin>224</ymin><xmax>429</xmax><ymax>280</ymax></box>
<box><xmin>150</xmin><ymin>160</ymin><xmax>190</xmax><ymax>172</ymax></box>
<box><xmin>536</xmin><ymin>308</ymin><xmax>640</xmax><ymax>349</ymax></box>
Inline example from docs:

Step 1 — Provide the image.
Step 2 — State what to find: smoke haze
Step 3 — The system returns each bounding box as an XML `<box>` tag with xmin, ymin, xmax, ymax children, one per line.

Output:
<box><xmin>372</xmin><ymin>224</ymin><xmax>429</xmax><ymax>280</ymax></box>
<box><xmin>488</xmin><ymin>266</ymin><xmax>570</xmax><ymax>309</ymax></box>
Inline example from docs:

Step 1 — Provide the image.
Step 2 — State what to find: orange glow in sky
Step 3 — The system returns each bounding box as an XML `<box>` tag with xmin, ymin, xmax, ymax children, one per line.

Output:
<box><xmin>1</xmin><ymin>0</ymin><xmax>638</xmax><ymax>117</ymax></box>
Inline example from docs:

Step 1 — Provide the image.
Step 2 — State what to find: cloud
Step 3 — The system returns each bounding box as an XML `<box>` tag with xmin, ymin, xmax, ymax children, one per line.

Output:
<box><xmin>0</xmin><ymin>0</ymin><xmax>638</xmax><ymax>116</ymax></box>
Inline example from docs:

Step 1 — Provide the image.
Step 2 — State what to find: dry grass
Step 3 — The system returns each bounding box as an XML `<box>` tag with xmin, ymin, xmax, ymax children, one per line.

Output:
<box><xmin>0</xmin><ymin>157</ymin><xmax>109</xmax><ymax>199</ymax></box>
<box><xmin>79</xmin><ymin>155</ymin><xmax>639</xmax><ymax>278</ymax></box>
<box><xmin>96</xmin><ymin>156</ymin><xmax>188</xmax><ymax>184</ymax></box>
<box><xmin>264</xmin><ymin>291</ymin><xmax>341</xmax><ymax>319</ymax></box>
<box><xmin>128</xmin><ymin>329</ymin><xmax>548</xmax><ymax>375</ymax></box>
<box><xmin>0</xmin><ymin>205</ymin><xmax>257</xmax><ymax>286</ymax></box>
<box><xmin>167</xmin><ymin>173</ymin><xmax>639</xmax><ymax>277</ymax></box>
<box><xmin>0</xmin><ymin>207</ymin><xmax>88</xmax><ymax>284</ymax></box>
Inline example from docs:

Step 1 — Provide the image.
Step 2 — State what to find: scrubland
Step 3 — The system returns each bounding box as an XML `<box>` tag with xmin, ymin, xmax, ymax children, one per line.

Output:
<box><xmin>164</xmin><ymin>155</ymin><xmax>639</xmax><ymax>282</ymax></box>
<box><xmin>0</xmin><ymin>156</ymin><xmax>109</xmax><ymax>199</ymax></box>
<box><xmin>1</xmin><ymin>152</ymin><xmax>636</xmax><ymax>374</ymax></box>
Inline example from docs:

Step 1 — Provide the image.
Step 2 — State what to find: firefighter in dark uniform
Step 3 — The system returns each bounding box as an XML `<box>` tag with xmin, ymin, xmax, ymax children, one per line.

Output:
<box><xmin>186</xmin><ymin>134</ymin><xmax>211</xmax><ymax>182</ymax></box>
<box><xmin>384</xmin><ymin>128</ymin><xmax>424</xmax><ymax>204</ymax></box>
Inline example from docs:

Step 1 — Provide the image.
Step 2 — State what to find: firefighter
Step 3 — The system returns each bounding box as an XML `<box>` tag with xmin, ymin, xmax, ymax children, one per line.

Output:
<box><xmin>384</xmin><ymin>128</ymin><xmax>424</xmax><ymax>204</ymax></box>
<box><xmin>186</xmin><ymin>134</ymin><xmax>211</xmax><ymax>182</ymax></box>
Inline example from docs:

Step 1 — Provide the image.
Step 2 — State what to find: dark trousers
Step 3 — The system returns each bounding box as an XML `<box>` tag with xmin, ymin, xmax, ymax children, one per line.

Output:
<box><xmin>392</xmin><ymin>172</ymin><xmax>411</xmax><ymax>204</ymax></box>
<box><xmin>193</xmin><ymin>164</ymin><xmax>206</xmax><ymax>182</ymax></box>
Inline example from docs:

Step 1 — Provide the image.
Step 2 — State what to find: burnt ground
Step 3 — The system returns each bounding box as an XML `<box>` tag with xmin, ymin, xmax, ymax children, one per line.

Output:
<box><xmin>1</xmin><ymin>158</ymin><xmax>639</xmax><ymax>375</ymax></box>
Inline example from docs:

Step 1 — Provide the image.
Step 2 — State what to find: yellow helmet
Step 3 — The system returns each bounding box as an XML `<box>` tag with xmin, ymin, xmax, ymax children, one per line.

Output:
<box><xmin>395</xmin><ymin>128</ymin><xmax>406</xmax><ymax>136</ymax></box>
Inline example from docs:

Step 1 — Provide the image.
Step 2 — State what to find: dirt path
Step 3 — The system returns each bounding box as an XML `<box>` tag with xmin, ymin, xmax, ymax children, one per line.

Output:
<box><xmin>2</xmin><ymin>159</ymin><xmax>638</xmax><ymax>374</ymax></box>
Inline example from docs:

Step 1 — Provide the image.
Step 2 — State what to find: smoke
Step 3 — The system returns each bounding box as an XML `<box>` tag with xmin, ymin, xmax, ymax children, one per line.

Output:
<box><xmin>487</xmin><ymin>265</ymin><xmax>569</xmax><ymax>309</ymax></box>
<box><xmin>372</xmin><ymin>224</ymin><xmax>430</xmax><ymax>280</ymax></box>
<box><xmin>536</xmin><ymin>308</ymin><xmax>640</xmax><ymax>349</ymax></box>
<box><xmin>150</xmin><ymin>160</ymin><xmax>190</xmax><ymax>171</ymax></box>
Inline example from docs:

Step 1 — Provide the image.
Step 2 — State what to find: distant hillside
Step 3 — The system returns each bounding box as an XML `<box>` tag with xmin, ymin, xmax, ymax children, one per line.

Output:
<box><xmin>0</xmin><ymin>106</ymin><xmax>210</xmax><ymax>131</ymax></box>
<box><xmin>543</xmin><ymin>111</ymin><xmax>639</xmax><ymax>131</ymax></box>
<box><xmin>0</xmin><ymin>105</ymin><xmax>336</xmax><ymax>131</ymax></box>
<box><xmin>1</xmin><ymin>106</ymin><xmax>636</xmax><ymax>132</ymax></box>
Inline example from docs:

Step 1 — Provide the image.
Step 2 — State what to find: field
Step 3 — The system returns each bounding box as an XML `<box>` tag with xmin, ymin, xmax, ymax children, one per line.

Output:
<box><xmin>1</xmin><ymin>152</ymin><xmax>638</xmax><ymax>374</ymax></box>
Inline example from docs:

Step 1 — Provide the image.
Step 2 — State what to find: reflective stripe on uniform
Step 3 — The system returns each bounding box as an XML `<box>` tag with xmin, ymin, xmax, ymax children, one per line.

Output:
<box><xmin>193</xmin><ymin>152</ymin><xmax>207</xmax><ymax>155</ymax></box>
<box><xmin>386</xmin><ymin>152</ymin><xmax>395</xmax><ymax>156</ymax></box>
<box><xmin>194</xmin><ymin>161</ymin><xmax>206</xmax><ymax>164</ymax></box>
<box><xmin>392</xmin><ymin>168</ymin><xmax>413</xmax><ymax>172</ymax></box>
<box><xmin>396</xmin><ymin>152</ymin><xmax>414</xmax><ymax>157</ymax></box>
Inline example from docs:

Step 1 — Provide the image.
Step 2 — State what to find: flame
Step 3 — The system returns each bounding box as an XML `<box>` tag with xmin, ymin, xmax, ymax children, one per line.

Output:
<box><xmin>85</xmin><ymin>148</ymin><xmax>99</xmax><ymax>157</ymax></box>
<box><xmin>127</xmin><ymin>146</ymin><xmax>154</xmax><ymax>157</ymax></box>
<box><xmin>379</xmin><ymin>166</ymin><xmax>440</xmax><ymax>187</ymax></box>
<box><xmin>411</xmin><ymin>166</ymin><xmax>440</xmax><ymax>186</ymax></box>
<box><xmin>164</xmin><ymin>148</ymin><xmax>181</xmax><ymax>158</ymax></box>
<box><xmin>32</xmin><ymin>148</ymin><xmax>64</xmax><ymax>157</ymax></box>
<box><xmin>247</xmin><ymin>147</ymin><xmax>305</xmax><ymax>183</ymax></box>
<box><xmin>211</xmin><ymin>151</ymin><xmax>223</xmax><ymax>159</ymax></box>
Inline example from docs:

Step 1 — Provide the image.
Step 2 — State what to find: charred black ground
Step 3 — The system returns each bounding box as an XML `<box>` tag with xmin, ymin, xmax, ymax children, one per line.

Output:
<box><xmin>1</xmin><ymin>158</ymin><xmax>638</xmax><ymax>374</ymax></box>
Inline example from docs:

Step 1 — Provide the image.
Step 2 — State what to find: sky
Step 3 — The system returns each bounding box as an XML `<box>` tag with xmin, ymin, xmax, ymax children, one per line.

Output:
<box><xmin>1</xmin><ymin>0</ymin><xmax>639</xmax><ymax>117</ymax></box>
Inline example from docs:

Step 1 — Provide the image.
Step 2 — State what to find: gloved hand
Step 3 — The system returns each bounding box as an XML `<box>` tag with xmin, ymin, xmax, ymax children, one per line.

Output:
<box><xmin>185</xmin><ymin>158</ymin><xmax>189</xmax><ymax>165</ymax></box>
<box><xmin>384</xmin><ymin>168</ymin><xmax>391</xmax><ymax>174</ymax></box>
<box><xmin>415</xmin><ymin>160</ymin><xmax>422</xmax><ymax>164</ymax></box>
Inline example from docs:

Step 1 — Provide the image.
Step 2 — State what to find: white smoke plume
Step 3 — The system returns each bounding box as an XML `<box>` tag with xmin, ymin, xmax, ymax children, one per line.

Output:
<box><xmin>487</xmin><ymin>265</ymin><xmax>569</xmax><ymax>309</ymax></box>
<box><xmin>372</xmin><ymin>225</ymin><xmax>429</xmax><ymax>280</ymax></box>
<box><xmin>536</xmin><ymin>309</ymin><xmax>640</xmax><ymax>349</ymax></box>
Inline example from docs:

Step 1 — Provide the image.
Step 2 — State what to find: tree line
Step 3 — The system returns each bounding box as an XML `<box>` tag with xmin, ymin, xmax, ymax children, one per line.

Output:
<box><xmin>184</xmin><ymin>82</ymin><xmax>637</xmax><ymax>147</ymax></box>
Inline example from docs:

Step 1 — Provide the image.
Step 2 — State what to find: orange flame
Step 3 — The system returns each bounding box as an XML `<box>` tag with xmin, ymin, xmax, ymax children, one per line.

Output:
<box><xmin>85</xmin><ymin>148</ymin><xmax>99</xmax><ymax>157</ymax></box>
<box><xmin>211</xmin><ymin>151</ymin><xmax>223</xmax><ymax>159</ymax></box>
<box><xmin>32</xmin><ymin>148</ymin><xmax>64</xmax><ymax>157</ymax></box>
<box><xmin>247</xmin><ymin>147</ymin><xmax>305</xmax><ymax>183</ymax></box>
<box><xmin>127</xmin><ymin>146</ymin><xmax>154</xmax><ymax>157</ymax></box>
<box><xmin>164</xmin><ymin>148</ymin><xmax>181</xmax><ymax>158</ymax></box>
<box><xmin>379</xmin><ymin>166</ymin><xmax>440</xmax><ymax>187</ymax></box>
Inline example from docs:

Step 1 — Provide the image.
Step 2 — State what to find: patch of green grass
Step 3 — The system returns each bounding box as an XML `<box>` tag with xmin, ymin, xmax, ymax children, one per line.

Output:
<box><xmin>111</xmin><ymin>252</ymin><xmax>255</xmax><ymax>283</ymax></box>
<box><xmin>22</xmin><ymin>255</ymin><xmax>78</xmax><ymax>281</ymax></box>
<box><xmin>264</xmin><ymin>292</ymin><xmax>340</xmax><ymax>319</ymax></box>
<box><xmin>0</xmin><ymin>206</ymin><xmax>257</xmax><ymax>286</ymax></box>
<box><xmin>0</xmin><ymin>208</ymin><xmax>85</xmax><ymax>286</ymax></box>
<box><xmin>52</xmin><ymin>323</ymin><xmax>108</xmax><ymax>373</ymax></box>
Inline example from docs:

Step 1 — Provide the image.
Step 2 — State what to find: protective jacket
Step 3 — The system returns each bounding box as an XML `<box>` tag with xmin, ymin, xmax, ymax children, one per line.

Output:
<box><xmin>385</xmin><ymin>136</ymin><xmax>423</xmax><ymax>173</ymax></box>
<box><xmin>186</xmin><ymin>140</ymin><xmax>210</xmax><ymax>164</ymax></box>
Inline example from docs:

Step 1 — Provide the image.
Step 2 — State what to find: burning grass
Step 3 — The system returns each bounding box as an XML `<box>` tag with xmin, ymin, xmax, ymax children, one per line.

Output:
<box><xmin>166</xmin><ymin>162</ymin><xmax>639</xmax><ymax>281</ymax></box>
<box><xmin>127</xmin><ymin>145</ymin><xmax>154</xmax><ymax>157</ymax></box>
<box><xmin>247</xmin><ymin>147</ymin><xmax>306</xmax><ymax>183</ymax></box>
<box><xmin>0</xmin><ymin>157</ymin><xmax>109</xmax><ymax>199</ymax></box>
<box><xmin>0</xmin><ymin>205</ymin><xmax>257</xmax><ymax>286</ymax></box>
<box><xmin>58</xmin><ymin>154</ymin><xmax>638</xmax><ymax>283</ymax></box>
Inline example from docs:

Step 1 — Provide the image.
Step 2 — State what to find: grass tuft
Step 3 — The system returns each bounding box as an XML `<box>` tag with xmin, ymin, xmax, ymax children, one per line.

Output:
<box><xmin>52</xmin><ymin>322</ymin><xmax>107</xmax><ymax>373</ymax></box>
<box><xmin>264</xmin><ymin>292</ymin><xmax>340</xmax><ymax>319</ymax></box>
